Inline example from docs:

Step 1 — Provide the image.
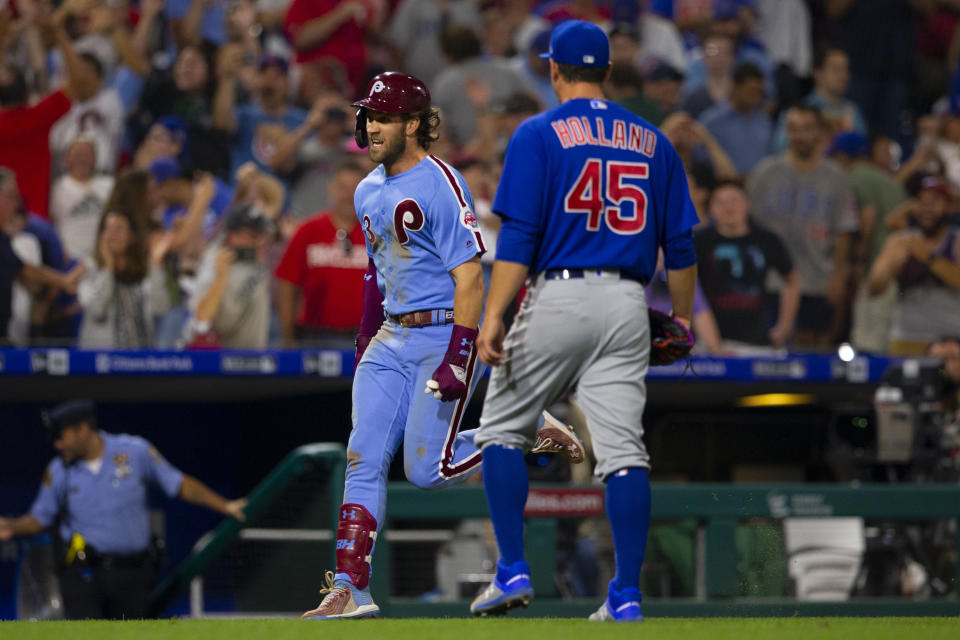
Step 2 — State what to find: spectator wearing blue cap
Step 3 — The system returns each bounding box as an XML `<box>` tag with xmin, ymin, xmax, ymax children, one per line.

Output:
<box><xmin>146</xmin><ymin>164</ymin><xmax>231</xmax><ymax>348</ymax></box>
<box><xmin>644</xmin><ymin>61</ymin><xmax>685</xmax><ymax>116</ymax></box>
<box><xmin>213</xmin><ymin>54</ymin><xmax>307</xmax><ymax>183</ymax></box>
<box><xmin>132</xmin><ymin>44</ymin><xmax>231</xmax><ymax>179</ymax></box>
<box><xmin>134</xmin><ymin>116</ymin><xmax>190</xmax><ymax>171</ymax></box>
<box><xmin>0</xmin><ymin>400</ymin><xmax>246</xmax><ymax>619</ymax></box>
<box><xmin>829</xmin><ymin>132</ymin><xmax>907</xmax><ymax>353</ymax></box>
<box><xmin>148</xmin><ymin>157</ymin><xmax>234</xmax><ymax>243</ymax></box>
<box><xmin>510</xmin><ymin>29</ymin><xmax>559</xmax><ymax>111</ymax></box>
<box><xmin>698</xmin><ymin>62</ymin><xmax>772</xmax><ymax>176</ymax></box>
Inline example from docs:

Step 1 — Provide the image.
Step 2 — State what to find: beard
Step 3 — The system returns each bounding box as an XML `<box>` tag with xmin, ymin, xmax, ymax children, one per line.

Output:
<box><xmin>790</xmin><ymin>141</ymin><xmax>816</xmax><ymax>159</ymax></box>
<box><xmin>919</xmin><ymin>214</ymin><xmax>948</xmax><ymax>238</ymax></box>
<box><xmin>369</xmin><ymin>129</ymin><xmax>407</xmax><ymax>168</ymax></box>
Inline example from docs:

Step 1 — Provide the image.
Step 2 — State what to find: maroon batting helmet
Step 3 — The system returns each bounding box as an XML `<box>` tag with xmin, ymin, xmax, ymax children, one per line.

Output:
<box><xmin>351</xmin><ymin>71</ymin><xmax>431</xmax><ymax>148</ymax></box>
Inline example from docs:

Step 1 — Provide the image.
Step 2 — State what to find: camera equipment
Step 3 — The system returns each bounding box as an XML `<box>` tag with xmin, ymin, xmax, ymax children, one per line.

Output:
<box><xmin>324</xmin><ymin>107</ymin><xmax>347</xmax><ymax>123</ymax></box>
<box><xmin>873</xmin><ymin>358</ymin><xmax>951</xmax><ymax>475</ymax></box>
<box><xmin>234</xmin><ymin>247</ymin><xmax>257</xmax><ymax>262</ymax></box>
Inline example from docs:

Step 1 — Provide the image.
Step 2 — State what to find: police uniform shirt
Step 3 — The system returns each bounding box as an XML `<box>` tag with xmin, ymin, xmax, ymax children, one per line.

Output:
<box><xmin>29</xmin><ymin>432</ymin><xmax>184</xmax><ymax>555</ymax></box>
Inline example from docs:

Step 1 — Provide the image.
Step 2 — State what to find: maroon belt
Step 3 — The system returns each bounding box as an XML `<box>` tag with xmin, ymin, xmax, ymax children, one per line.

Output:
<box><xmin>386</xmin><ymin>309</ymin><xmax>455</xmax><ymax>328</ymax></box>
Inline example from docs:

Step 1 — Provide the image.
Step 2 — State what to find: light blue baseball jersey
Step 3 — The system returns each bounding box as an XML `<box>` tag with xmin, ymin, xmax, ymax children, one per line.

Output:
<box><xmin>354</xmin><ymin>155</ymin><xmax>485</xmax><ymax>315</ymax></box>
<box><xmin>494</xmin><ymin>98</ymin><xmax>699</xmax><ymax>282</ymax></box>
<box><xmin>29</xmin><ymin>432</ymin><xmax>184</xmax><ymax>554</ymax></box>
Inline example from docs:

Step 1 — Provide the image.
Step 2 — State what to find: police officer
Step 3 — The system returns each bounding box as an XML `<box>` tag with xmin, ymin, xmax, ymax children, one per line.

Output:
<box><xmin>0</xmin><ymin>400</ymin><xmax>247</xmax><ymax>619</ymax></box>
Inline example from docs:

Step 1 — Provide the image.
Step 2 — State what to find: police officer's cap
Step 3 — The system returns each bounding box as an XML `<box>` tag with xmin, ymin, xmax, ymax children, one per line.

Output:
<box><xmin>42</xmin><ymin>399</ymin><xmax>96</xmax><ymax>439</ymax></box>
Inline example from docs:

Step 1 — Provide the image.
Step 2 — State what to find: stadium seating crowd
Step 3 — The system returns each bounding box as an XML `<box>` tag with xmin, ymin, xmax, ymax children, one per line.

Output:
<box><xmin>2</xmin><ymin>0</ymin><xmax>960</xmax><ymax>356</ymax></box>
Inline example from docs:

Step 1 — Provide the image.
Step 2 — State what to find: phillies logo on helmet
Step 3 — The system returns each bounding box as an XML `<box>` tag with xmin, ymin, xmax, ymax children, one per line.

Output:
<box><xmin>370</xmin><ymin>81</ymin><xmax>385</xmax><ymax>96</ymax></box>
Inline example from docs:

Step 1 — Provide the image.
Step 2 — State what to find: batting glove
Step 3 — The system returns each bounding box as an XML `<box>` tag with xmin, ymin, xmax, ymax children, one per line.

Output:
<box><xmin>425</xmin><ymin>324</ymin><xmax>478</xmax><ymax>401</ymax></box>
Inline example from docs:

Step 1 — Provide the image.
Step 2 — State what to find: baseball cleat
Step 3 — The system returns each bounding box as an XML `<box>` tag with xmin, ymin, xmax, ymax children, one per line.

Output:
<box><xmin>301</xmin><ymin>571</ymin><xmax>380</xmax><ymax>620</ymax></box>
<box><xmin>470</xmin><ymin>561</ymin><xmax>534</xmax><ymax>616</ymax></box>
<box><xmin>588</xmin><ymin>581</ymin><xmax>644</xmax><ymax>622</ymax></box>
<box><xmin>532</xmin><ymin>411</ymin><xmax>585</xmax><ymax>464</ymax></box>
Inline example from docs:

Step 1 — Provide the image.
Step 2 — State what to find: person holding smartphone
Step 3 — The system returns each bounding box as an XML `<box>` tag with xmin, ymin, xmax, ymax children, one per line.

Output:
<box><xmin>188</xmin><ymin>203</ymin><xmax>272</xmax><ymax>348</ymax></box>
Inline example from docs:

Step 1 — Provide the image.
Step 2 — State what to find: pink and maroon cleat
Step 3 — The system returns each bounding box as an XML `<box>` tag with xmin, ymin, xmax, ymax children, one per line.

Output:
<box><xmin>301</xmin><ymin>571</ymin><xmax>380</xmax><ymax>620</ymax></box>
<box><xmin>532</xmin><ymin>411</ymin><xmax>585</xmax><ymax>464</ymax></box>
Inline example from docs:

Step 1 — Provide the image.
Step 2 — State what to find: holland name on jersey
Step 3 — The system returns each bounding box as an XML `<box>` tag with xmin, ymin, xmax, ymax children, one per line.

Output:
<box><xmin>550</xmin><ymin>114</ymin><xmax>658</xmax><ymax>157</ymax></box>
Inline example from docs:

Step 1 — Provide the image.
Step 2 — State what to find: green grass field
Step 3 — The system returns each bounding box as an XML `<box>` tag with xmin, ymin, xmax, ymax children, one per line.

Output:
<box><xmin>1</xmin><ymin>618</ymin><xmax>959</xmax><ymax>640</ymax></box>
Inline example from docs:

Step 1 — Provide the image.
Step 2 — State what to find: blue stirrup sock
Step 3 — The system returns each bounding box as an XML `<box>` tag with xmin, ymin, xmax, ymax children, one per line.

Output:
<box><xmin>606</xmin><ymin>467</ymin><xmax>652</xmax><ymax>593</ymax></box>
<box><xmin>482</xmin><ymin>444</ymin><xmax>529</xmax><ymax>567</ymax></box>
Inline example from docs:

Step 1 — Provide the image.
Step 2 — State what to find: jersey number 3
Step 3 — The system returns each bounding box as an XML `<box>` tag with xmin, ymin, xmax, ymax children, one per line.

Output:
<box><xmin>564</xmin><ymin>159</ymin><xmax>648</xmax><ymax>235</ymax></box>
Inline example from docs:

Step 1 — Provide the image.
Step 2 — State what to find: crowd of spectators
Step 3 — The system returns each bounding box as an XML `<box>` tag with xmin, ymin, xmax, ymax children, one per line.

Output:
<box><xmin>2</xmin><ymin>0</ymin><xmax>960</xmax><ymax>356</ymax></box>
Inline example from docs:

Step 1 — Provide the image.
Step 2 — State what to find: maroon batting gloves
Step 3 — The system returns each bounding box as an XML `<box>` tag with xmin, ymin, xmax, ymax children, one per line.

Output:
<box><xmin>425</xmin><ymin>324</ymin><xmax>478</xmax><ymax>402</ymax></box>
<box><xmin>335</xmin><ymin>503</ymin><xmax>378</xmax><ymax>589</ymax></box>
<box><xmin>354</xmin><ymin>260</ymin><xmax>385</xmax><ymax>374</ymax></box>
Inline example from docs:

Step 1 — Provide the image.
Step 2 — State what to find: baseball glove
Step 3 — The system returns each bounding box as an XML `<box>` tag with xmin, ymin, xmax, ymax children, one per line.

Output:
<box><xmin>649</xmin><ymin>309</ymin><xmax>695</xmax><ymax>366</ymax></box>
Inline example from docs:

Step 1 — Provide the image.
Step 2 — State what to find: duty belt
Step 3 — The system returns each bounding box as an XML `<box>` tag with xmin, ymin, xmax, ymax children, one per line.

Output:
<box><xmin>542</xmin><ymin>268</ymin><xmax>647</xmax><ymax>285</ymax></box>
<box><xmin>386</xmin><ymin>309</ymin><xmax>455</xmax><ymax>328</ymax></box>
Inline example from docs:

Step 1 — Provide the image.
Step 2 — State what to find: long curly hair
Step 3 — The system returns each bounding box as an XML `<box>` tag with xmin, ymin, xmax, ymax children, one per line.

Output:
<box><xmin>413</xmin><ymin>109</ymin><xmax>441</xmax><ymax>150</ymax></box>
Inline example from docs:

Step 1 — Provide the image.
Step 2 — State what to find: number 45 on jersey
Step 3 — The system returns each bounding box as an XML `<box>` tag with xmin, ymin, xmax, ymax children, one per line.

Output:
<box><xmin>565</xmin><ymin>158</ymin><xmax>648</xmax><ymax>235</ymax></box>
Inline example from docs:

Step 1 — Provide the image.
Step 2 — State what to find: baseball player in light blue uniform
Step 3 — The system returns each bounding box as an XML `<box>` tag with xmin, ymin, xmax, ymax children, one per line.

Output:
<box><xmin>471</xmin><ymin>22</ymin><xmax>699</xmax><ymax>621</ymax></box>
<box><xmin>301</xmin><ymin>72</ymin><xmax>584</xmax><ymax>620</ymax></box>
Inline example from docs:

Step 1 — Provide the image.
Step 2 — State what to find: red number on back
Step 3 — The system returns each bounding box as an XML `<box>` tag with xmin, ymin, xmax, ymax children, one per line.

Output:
<box><xmin>564</xmin><ymin>158</ymin><xmax>648</xmax><ymax>236</ymax></box>
<box><xmin>606</xmin><ymin>161</ymin><xmax>648</xmax><ymax>235</ymax></box>
<box><xmin>564</xmin><ymin>159</ymin><xmax>603</xmax><ymax>231</ymax></box>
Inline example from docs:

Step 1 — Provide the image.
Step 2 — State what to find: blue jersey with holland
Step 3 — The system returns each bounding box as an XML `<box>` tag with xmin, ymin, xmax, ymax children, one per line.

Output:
<box><xmin>494</xmin><ymin>98</ymin><xmax>698</xmax><ymax>282</ymax></box>
<box><xmin>354</xmin><ymin>155</ymin><xmax>485</xmax><ymax>315</ymax></box>
<box><xmin>29</xmin><ymin>432</ymin><xmax>184</xmax><ymax>554</ymax></box>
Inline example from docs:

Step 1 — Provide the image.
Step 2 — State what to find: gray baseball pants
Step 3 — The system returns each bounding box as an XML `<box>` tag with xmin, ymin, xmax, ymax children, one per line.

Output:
<box><xmin>475</xmin><ymin>270</ymin><xmax>651</xmax><ymax>479</ymax></box>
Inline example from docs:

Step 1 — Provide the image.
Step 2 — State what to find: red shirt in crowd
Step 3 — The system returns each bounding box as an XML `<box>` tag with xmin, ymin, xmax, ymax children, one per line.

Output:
<box><xmin>0</xmin><ymin>90</ymin><xmax>71</xmax><ymax>218</ymax></box>
<box><xmin>275</xmin><ymin>213</ymin><xmax>368</xmax><ymax>330</ymax></box>
<box><xmin>284</xmin><ymin>0</ymin><xmax>369</xmax><ymax>96</ymax></box>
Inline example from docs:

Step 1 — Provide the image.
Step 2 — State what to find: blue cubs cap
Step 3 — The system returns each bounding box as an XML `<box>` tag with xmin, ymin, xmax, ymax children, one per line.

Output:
<box><xmin>157</xmin><ymin>115</ymin><xmax>187</xmax><ymax>143</ymax></box>
<box><xmin>826</xmin><ymin>132</ymin><xmax>869</xmax><ymax>157</ymax></box>
<box><xmin>259</xmin><ymin>55</ymin><xmax>289</xmax><ymax>74</ymax></box>
<box><xmin>530</xmin><ymin>29</ymin><xmax>551</xmax><ymax>55</ymax></box>
<box><xmin>148</xmin><ymin>156</ymin><xmax>181</xmax><ymax>183</ymax></box>
<box><xmin>714</xmin><ymin>0</ymin><xmax>756</xmax><ymax>19</ymax></box>
<box><xmin>539</xmin><ymin>20</ymin><xmax>610</xmax><ymax>68</ymax></box>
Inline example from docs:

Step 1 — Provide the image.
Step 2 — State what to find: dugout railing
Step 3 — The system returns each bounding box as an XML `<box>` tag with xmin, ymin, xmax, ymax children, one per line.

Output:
<box><xmin>155</xmin><ymin>443</ymin><xmax>960</xmax><ymax>618</ymax></box>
